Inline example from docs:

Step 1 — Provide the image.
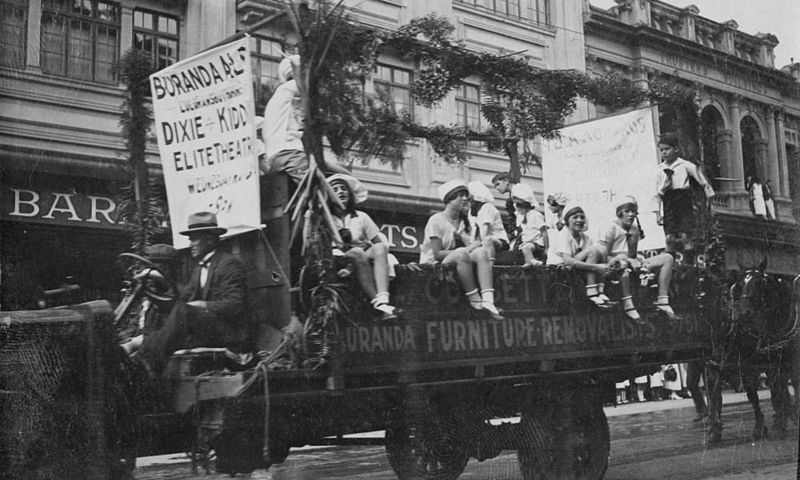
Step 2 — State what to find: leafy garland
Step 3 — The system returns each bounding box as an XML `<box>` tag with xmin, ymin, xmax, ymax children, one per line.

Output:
<box><xmin>288</xmin><ymin>7</ymin><xmax>702</xmax><ymax>179</ymax></box>
<box><xmin>117</xmin><ymin>49</ymin><xmax>168</xmax><ymax>253</ymax></box>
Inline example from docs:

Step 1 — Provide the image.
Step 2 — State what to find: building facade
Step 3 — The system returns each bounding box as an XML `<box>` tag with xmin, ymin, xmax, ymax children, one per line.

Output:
<box><xmin>0</xmin><ymin>0</ymin><xmax>236</xmax><ymax>308</ymax></box>
<box><xmin>584</xmin><ymin>0</ymin><xmax>800</xmax><ymax>274</ymax></box>
<box><xmin>1</xmin><ymin>0</ymin><xmax>798</xmax><ymax>308</ymax></box>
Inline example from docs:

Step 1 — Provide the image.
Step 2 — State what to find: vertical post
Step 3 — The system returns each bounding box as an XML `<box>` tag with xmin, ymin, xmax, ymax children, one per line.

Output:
<box><xmin>765</xmin><ymin>107</ymin><xmax>780</xmax><ymax>195</ymax></box>
<box><xmin>728</xmin><ymin>96</ymin><xmax>744</xmax><ymax>190</ymax></box>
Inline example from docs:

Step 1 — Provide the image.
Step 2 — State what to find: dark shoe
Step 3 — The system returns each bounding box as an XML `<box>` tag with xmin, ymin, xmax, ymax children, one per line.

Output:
<box><xmin>692</xmin><ymin>411</ymin><xmax>708</xmax><ymax>422</ymax></box>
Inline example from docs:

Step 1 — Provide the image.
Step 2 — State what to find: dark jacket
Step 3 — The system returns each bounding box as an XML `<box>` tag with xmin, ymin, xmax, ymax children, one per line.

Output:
<box><xmin>182</xmin><ymin>250</ymin><xmax>246</xmax><ymax>318</ymax></box>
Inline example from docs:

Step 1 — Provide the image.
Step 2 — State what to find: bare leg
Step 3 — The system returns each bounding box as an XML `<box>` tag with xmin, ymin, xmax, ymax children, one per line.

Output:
<box><xmin>347</xmin><ymin>248</ymin><xmax>377</xmax><ymax>300</ymax></box>
<box><xmin>470</xmin><ymin>247</ymin><xmax>493</xmax><ymax>293</ymax></box>
<box><xmin>367</xmin><ymin>243</ymin><xmax>390</xmax><ymax>295</ymax></box>
<box><xmin>443</xmin><ymin>249</ymin><xmax>478</xmax><ymax>294</ymax></box>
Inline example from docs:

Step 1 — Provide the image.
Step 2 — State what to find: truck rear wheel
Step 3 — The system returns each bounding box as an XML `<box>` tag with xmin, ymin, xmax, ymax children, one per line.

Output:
<box><xmin>518</xmin><ymin>397</ymin><xmax>609</xmax><ymax>480</ymax></box>
<box><xmin>385</xmin><ymin>423</ymin><xmax>469</xmax><ymax>480</ymax></box>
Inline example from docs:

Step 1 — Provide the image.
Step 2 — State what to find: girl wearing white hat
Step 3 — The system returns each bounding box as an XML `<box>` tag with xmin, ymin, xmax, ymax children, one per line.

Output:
<box><xmin>552</xmin><ymin>205</ymin><xmax>612</xmax><ymax>307</ymax></box>
<box><xmin>509</xmin><ymin>183</ymin><xmax>548</xmax><ymax>267</ymax></box>
<box><xmin>468</xmin><ymin>181</ymin><xmax>509</xmax><ymax>265</ymax></box>
<box><xmin>419</xmin><ymin>179</ymin><xmax>503</xmax><ymax>320</ymax></box>
<box><xmin>596</xmin><ymin>196</ymin><xmax>677</xmax><ymax>323</ymax></box>
<box><xmin>327</xmin><ymin>174</ymin><xmax>396</xmax><ymax>318</ymax></box>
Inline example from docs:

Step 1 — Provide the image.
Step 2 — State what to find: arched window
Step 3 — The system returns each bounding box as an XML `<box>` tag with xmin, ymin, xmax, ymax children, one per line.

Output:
<box><xmin>700</xmin><ymin>106</ymin><xmax>725</xmax><ymax>191</ymax></box>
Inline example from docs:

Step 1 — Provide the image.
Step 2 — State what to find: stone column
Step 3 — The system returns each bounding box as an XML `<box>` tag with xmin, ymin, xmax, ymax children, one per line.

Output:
<box><xmin>716</xmin><ymin>129</ymin><xmax>734</xmax><ymax>192</ymax></box>
<box><xmin>729</xmin><ymin>96</ymin><xmax>745</xmax><ymax>191</ymax></box>
<box><xmin>765</xmin><ymin>106</ymin><xmax>780</xmax><ymax>196</ymax></box>
<box><xmin>26</xmin><ymin>0</ymin><xmax>42</xmax><ymax>70</ymax></box>
<box><xmin>776</xmin><ymin>110</ymin><xmax>789</xmax><ymax>197</ymax></box>
<box><xmin>754</xmin><ymin>139</ymin><xmax>768</xmax><ymax>180</ymax></box>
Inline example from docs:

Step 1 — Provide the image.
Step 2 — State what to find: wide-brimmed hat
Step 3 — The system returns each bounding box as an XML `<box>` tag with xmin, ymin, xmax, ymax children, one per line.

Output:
<box><xmin>144</xmin><ymin>244</ymin><xmax>178</xmax><ymax>263</ymax></box>
<box><xmin>179</xmin><ymin>211</ymin><xmax>227</xmax><ymax>236</ymax></box>
<box><xmin>438</xmin><ymin>179</ymin><xmax>468</xmax><ymax>203</ymax></box>
<box><xmin>510</xmin><ymin>183</ymin><xmax>537</xmax><ymax>208</ymax></box>
<box><xmin>327</xmin><ymin>173</ymin><xmax>368</xmax><ymax>204</ymax></box>
<box><xmin>468</xmin><ymin>181</ymin><xmax>494</xmax><ymax>203</ymax></box>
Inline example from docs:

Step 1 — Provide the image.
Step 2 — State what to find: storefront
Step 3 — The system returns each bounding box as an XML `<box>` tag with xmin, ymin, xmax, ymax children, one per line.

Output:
<box><xmin>0</xmin><ymin>172</ymin><xmax>129</xmax><ymax>310</ymax></box>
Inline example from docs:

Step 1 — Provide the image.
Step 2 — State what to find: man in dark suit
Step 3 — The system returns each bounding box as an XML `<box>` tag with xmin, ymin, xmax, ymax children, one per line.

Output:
<box><xmin>138</xmin><ymin>212</ymin><xmax>247</xmax><ymax>373</ymax></box>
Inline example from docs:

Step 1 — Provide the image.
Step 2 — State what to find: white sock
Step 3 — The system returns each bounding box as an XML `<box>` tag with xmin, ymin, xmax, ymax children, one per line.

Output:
<box><xmin>481</xmin><ymin>288</ymin><xmax>495</xmax><ymax>305</ymax></box>
<box><xmin>622</xmin><ymin>296</ymin><xmax>635</xmax><ymax>311</ymax></box>
<box><xmin>465</xmin><ymin>288</ymin><xmax>482</xmax><ymax>309</ymax></box>
<box><xmin>586</xmin><ymin>284</ymin><xmax>599</xmax><ymax>297</ymax></box>
<box><xmin>656</xmin><ymin>295</ymin><xmax>669</xmax><ymax>306</ymax></box>
<box><xmin>374</xmin><ymin>291</ymin><xmax>390</xmax><ymax>306</ymax></box>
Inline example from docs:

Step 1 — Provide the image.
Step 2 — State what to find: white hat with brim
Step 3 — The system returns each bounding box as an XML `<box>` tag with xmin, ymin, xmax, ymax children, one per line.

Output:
<box><xmin>179</xmin><ymin>211</ymin><xmax>227</xmax><ymax>236</ymax></box>
<box><xmin>468</xmin><ymin>180</ymin><xmax>494</xmax><ymax>203</ymax></box>
<box><xmin>511</xmin><ymin>183</ymin><xmax>537</xmax><ymax>208</ymax></box>
<box><xmin>438</xmin><ymin>179</ymin><xmax>468</xmax><ymax>203</ymax></box>
<box><xmin>327</xmin><ymin>173</ymin><xmax>368</xmax><ymax>204</ymax></box>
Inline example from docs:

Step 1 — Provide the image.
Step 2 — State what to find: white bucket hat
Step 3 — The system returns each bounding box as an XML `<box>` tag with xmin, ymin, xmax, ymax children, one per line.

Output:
<box><xmin>467</xmin><ymin>181</ymin><xmax>494</xmax><ymax>203</ymax></box>
<box><xmin>510</xmin><ymin>183</ymin><xmax>537</xmax><ymax>208</ymax></box>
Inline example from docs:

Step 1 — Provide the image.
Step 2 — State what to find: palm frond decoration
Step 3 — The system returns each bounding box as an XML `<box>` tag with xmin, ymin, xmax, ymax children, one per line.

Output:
<box><xmin>301</xmin><ymin>281</ymin><xmax>358</xmax><ymax>370</ymax></box>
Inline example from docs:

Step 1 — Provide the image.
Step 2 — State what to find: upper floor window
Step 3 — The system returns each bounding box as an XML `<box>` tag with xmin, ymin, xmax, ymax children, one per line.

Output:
<box><xmin>133</xmin><ymin>9</ymin><xmax>178</xmax><ymax>71</ymax></box>
<box><xmin>456</xmin><ymin>0</ymin><xmax>550</xmax><ymax>26</ymax></box>
<box><xmin>0</xmin><ymin>0</ymin><xmax>27</xmax><ymax>67</ymax></box>
<box><xmin>41</xmin><ymin>0</ymin><xmax>120</xmax><ymax>84</ymax></box>
<box><xmin>374</xmin><ymin>64</ymin><xmax>414</xmax><ymax>118</ymax></box>
<box><xmin>456</xmin><ymin>83</ymin><xmax>485</xmax><ymax>148</ymax></box>
<box><xmin>251</xmin><ymin>36</ymin><xmax>283</xmax><ymax>109</ymax></box>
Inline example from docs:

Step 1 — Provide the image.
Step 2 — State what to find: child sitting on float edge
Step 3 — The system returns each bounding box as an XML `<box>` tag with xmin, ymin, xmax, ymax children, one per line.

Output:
<box><xmin>468</xmin><ymin>181</ymin><xmax>509</xmax><ymax>265</ymax></box>
<box><xmin>419</xmin><ymin>179</ymin><xmax>503</xmax><ymax>320</ymax></box>
<box><xmin>327</xmin><ymin>173</ymin><xmax>397</xmax><ymax>319</ymax></box>
<box><xmin>596</xmin><ymin>196</ymin><xmax>677</xmax><ymax>323</ymax></box>
<box><xmin>509</xmin><ymin>183</ymin><xmax>548</xmax><ymax>267</ymax></box>
<box><xmin>552</xmin><ymin>204</ymin><xmax>612</xmax><ymax>308</ymax></box>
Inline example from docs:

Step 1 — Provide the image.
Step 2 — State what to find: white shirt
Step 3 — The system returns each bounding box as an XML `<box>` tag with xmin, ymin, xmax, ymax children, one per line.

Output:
<box><xmin>332</xmin><ymin>210</ymin><xmax>381</xmax><ymax>249</ymax></box>
<box><xmin>514</xmin><ymin>209</ymin><xmax>546</xmax><ymax>246</ymax></box>
<box><xmin>262</xmin><ymin>80</ymin><xmax>304</xmax><ymax>160</ymax></box>
<box><xmin>475</xmin><ymin>203</ymin><xmax>509</xmax><ymax>244</ymax></box>
<box><xmin>199</xmin><ymin>250</ymin><xmax>215</xmax><ymax>288</ymax></box>
<box><xmin>420</xmin><ymin>211</ymin><xmax>473</xmax><ymax>264</ymax></box>
<box><xmin>598</xmin><ymin>222</ymin><xmax>639</xmax><ymax>257</ymax></box>
<box><xmin>553</xmin><ymin>228</ymin><xmax>594</xmax><ymax>258</ymax></box>
<box><xmin>656</xmin><ymin>157</ymin><xmax>715</xmax><ymax>197</ymax></box>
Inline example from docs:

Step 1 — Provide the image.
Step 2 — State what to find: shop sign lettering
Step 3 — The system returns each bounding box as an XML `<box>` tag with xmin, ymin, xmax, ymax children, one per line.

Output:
<box><xmin>1</xmin><ymin>187</ymin><xmax>120</xmax><ymax>228</ymax></box>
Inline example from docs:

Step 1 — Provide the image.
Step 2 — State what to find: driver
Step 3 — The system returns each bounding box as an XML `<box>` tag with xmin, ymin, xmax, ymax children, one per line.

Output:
<box><xmin>133</xmin><ymin>212</ymin><xmax>248</xmax><ymax>374</ymax></box>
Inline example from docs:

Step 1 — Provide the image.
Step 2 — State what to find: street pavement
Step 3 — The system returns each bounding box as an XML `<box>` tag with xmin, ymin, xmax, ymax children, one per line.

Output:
<box><xmin>136</xmin><ymin>388</ymin><xmax>798</xmax><ymax>479</ymax></box>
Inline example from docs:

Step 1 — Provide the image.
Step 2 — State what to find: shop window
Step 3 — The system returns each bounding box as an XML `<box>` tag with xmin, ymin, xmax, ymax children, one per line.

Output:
<box><xmin>374</xmin><ymin>63</ymin><xmax>414</xmax><ymax>119</ymax></box>
<box><xmin>456</xmin><ymin>0</ymin><xmax>550</xmax><ymax>26</ymax></box>
<box><xmin>133</xmin><ymin>9</ymin><xmax>178</xmax><ymax>71</ymax></box>
<box><xmin>0</xmin><ymin>0</ymin><xmax>27</xmax><ymax>67</ymax></box>
<box><xmin>251</xmin><ymin>36</ymin><xmax>283</xmax><ymax>109</ymax></box>
<box><xmin>456</xmin><ymin>83</ymin><xmax>484</xmax><ymax>149</ymax></box>
<box><xmin>40</xmin><ymin>0</ymin><xmax>120</xmax><ymax>84</ymax></box>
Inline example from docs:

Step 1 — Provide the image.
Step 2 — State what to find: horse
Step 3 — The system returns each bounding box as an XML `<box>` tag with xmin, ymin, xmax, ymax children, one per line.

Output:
<box><xmin>703</xmin><ymin>260</ymin><xmax>800</xmax><ymax>445</ymax></box>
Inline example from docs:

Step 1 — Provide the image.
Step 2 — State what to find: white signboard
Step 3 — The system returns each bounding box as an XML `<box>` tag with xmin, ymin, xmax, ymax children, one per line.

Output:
<box><xmin>541</xmin><ymin>107</ymin><xmax>665</xmax><ymax>252</ymax></box>
<box><xmin>150</xmin><ymin>38</ymin><xmax>260</xmax><ymax>249</ymax></box>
